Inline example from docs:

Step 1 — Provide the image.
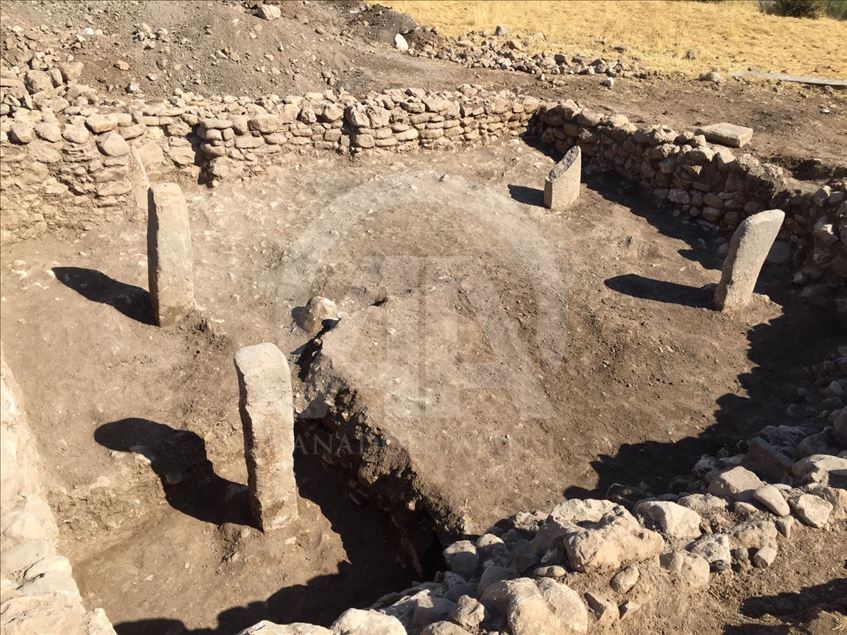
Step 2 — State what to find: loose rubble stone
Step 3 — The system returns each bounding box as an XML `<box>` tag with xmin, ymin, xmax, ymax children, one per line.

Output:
<box><xmin>234</xmin><ymin>343</ymin><xmax>298</xmax><ymax>532</ymax></box>
<box><xmin>421</xmin><ymin>623</ymin><xmax>472</xmax><ymax>635</ymax></box>
<box><xmin>34</xmin><ymin>122</ymin><xmax>61</xmax><ymax>143</ymax></box>
<box><xmin>147</xmin><ymin>183</ymin><xmax>194</xmax><ymax>326</ymax></box>
<box><xmin>451</xmin><ymin>595</ymin><xmax>485</xmax><ymax>631</ymax></box>
<box><xmin>687</xmin><ymin>534</ymin><xmax>732</xmax><ymax>571</ymax></box>
<box><xmin>394</xmin><ymin>34</ymin><xmax>409</xmax><ymax>51</ymax></box>
<box><xmin>731</xmin><ymin>520</ymin><xmax>777</xmax><ymax>550</ymax></box>
<box><xmin>562</xmin><ymin>504</ymin><xmax>665</xmax><ymax>572</ymax></box>
<box><xmin>238</xmin><ymin>622</ymin><xmax>331</xmax><ymax>634</ymax></box>
<box><xmin>707</xmin><ymin>466</ymin><xmax>764</xmax><ymax>502</ymax></box>
<box><xmin>544</xmin><ymin>145</ymin><xmax>581</xmax><ymax>211</ymax></box>
<box><xmin>714</xmin><ymin>209</ymin><xmax>785</xmax><ymax>311</ymax></box>
<box><xmin>609</xmin><ymin>565</ymin><xmax>639</xmax><ymax>593</ymax></box>
<box><xmin>635</xmin><ymin>500</ymin><xmax>702</xmax><ymax>539</ymax></box>
<box><xmin>751</xmin><ymin>545</ymin><xmax>777</xmax><ymax>568</ymax></box>
<box><xmin>504</xmin><ymin>578</ymin><xmax>588</xmax><ymax>635</ymax></box>
<box><xmin>660</xmin><ymin>551</ymin><xmax>711</xmax><ymax>587</ymax></box>
<box><xmin>299</xmin><ymin>296</ymin><xmax>340</xmax><ymax>334</ymax></box>
<box><xmin>258</xmin><ymin>4</ymin><xmax>282</xmax><ymax>20</ymax></box>
<box><xmin>792</xmin><ymin>454</ymin><xmax>847</xmax><ymax>486</ymax></box>
<box><xmin>584</xmin><ymin>591</ymin><xmax>619</xmax><ymax>625</ymax></box>
<box><xmin>753</xmin><ymin>485</ymin><xmax>790</xmax><ymax>516</ymax></box>
<box><xmin>443</xmin><ymin>540</ymin><xmax>479</xmax><ymax>577</ymax></box>
<box><xmin>696</xmin><ymin>122</ymin><xmax>753</xmax><ymax>148</ymax></box>
<box><xmin>788</xmin><ymin>493</ymin><xmax>833</xmax><ymax>528</ymax></box>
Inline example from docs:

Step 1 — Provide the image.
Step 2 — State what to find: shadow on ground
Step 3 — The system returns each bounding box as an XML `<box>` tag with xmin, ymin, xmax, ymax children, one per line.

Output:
<box><xmin>604</xmin><ymin>273</ymin><xmax>713</xmax><ymax>308</ymax></box>
<box><xmin>53</xmin><ymin>267</ymin><xmax>154</xmax><ymax>325</ymax></box>
<box><xmin>94</xmin><ymin>418</ymin><xmax>252</xmax><ymax>527</ymax></box>
<box><xmin>723</xmin><ymin>576</ymin><xmax>847</xmax><ymax>633</ymax></box>
<box><xmin>507</xmin><ymin>183</ymin><xmax>545</xmax><ymax>207</ymax></box>
<box><xmin>563</xmin><ymin>171</ymin><xmax>845</xmax><ymax>499</ymax></box>
<box><xmin>105</xmin><ymin>419</ymin><xmax>415</xmax><ymax>635</ymax></box>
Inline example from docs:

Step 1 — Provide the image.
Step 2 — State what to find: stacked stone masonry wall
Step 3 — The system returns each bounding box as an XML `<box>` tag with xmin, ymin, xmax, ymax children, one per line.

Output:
<box><xmin>1</xmin><ymin>83</ymin><xmax>844</xmax><ymax>287</ymax></box>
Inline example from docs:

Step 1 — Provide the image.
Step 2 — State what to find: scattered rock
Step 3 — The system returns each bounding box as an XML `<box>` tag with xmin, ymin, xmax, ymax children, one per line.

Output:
<box><xmin>331</xmin><ymin>609</ymin><xmax>405</xmax><ymax>635</ymax></box>
<box><xmin>258</xmin><ymin>4</ymin><xmax>282</xmax><ymax>21</ymax></box>
<box><xmin>609</xmin><ymin>565</ymin><xmax>639</xmax><ymax>593</ymax></box>
<box><xmin>706</xmin><ymin>466</ymin><xmax>763</xmax><ymax>502</ymax></box>
<box><xmin>660</xmin><ymin>550</ymin><xmax>711</xmax><ymax>587</ymax></box>
<box><xmin>788</xmin><ymin>493</ymin><xmax>833</xmax><ymax>528</ymax></box>
<box><xmin>394</xmin><ymin>34</ymin><xmax>409</xmax><ymax>51</ymax></box>
<box><xmin>753</xmin><ymin>485</ymin><xmax>790</xmax><ymax>516</ymax></box>
<box><xmin>635</xmin><ymin>500</ymin><xmax>702</xmax><ymax>539</ymax></box>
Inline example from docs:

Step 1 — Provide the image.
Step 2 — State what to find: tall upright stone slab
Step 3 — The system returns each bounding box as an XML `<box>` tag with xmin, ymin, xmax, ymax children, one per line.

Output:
<box><xmin>544</xmin><ymin>145</ymin><xmax>581</xmax><ymax>211</ymax></box>
<box><xmin>234</xmin><ymin>343</ymin><xmax>298</xmax><ymax>532</ymax></box>
<box><xmin>714</xmin><ymin>209</ymin><xmax>785</xmax><ymax>311</ymax></box>
<box><xmin>147</xmin><ymin>183</ymin><xmax>194</xmax><ymax>326</ymax></box>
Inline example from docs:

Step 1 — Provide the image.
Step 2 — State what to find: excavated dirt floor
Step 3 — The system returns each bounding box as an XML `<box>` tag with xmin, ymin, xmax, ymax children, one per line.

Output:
<box><xmin>1</xmin><ymin>141</ymin><xmax>842</xmax><ymax>633</ymax></box>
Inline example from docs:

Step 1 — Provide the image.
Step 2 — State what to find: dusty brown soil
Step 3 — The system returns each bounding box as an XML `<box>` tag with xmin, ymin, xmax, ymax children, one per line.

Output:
<box><xmin>2</xmin><ymin>1</ymin><xmax>846</xmax><ymax>633</ymax></box>
<box><xmin>3</xmin><ymin>0</ymin><xmax>846</xmax><ymax>172</ymax></box>
<box><xmin>2</xmin><ymin>141</ymin><xmax>842</xmax><ymax>632</ymax></box>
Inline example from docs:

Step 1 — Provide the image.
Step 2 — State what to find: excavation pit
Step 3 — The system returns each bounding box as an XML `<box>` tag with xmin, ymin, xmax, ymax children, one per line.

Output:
<box><xmin>0</xmin><ymin>142</ymin><xmax>838</xmax><ymax>632</ymax></box>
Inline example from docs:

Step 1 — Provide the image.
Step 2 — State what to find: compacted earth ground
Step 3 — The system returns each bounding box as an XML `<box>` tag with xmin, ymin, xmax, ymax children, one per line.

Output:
<box><xmin>2</xmin><ymin>143</ymin><xmax>842</xmax><ymax>632</ymax></box>
<box><xmin>1</xmin><ymin>1</ymin><xmax>846</xmax><ymax>633</ymax></box>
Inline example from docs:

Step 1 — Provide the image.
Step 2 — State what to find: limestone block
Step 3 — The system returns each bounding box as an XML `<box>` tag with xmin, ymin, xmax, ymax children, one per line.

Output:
<box><xmin>147</xmin><ymin>183</ymin><xmax>194</xmax><ymax>326</ymax></box>
<box><xmin>713</xmin><ymin>209</ymin><xmax>785</xmax><ymax>311</ymax></box>
<box><xmin>544</xmin><ymin>145</ymin><xmax>581</xmax><ymax>211</ymax></box>
<box><xmin>234</xmin><ymin>343</ymin><xmax>298</xmax><ymax>532</ymax></box>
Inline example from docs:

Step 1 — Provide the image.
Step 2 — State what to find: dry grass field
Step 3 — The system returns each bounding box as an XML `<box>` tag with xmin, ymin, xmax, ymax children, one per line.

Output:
<box><xmin>384</xmin><ymin>0</ymin><xmax>847</xmax><ymax>77</ymax></box>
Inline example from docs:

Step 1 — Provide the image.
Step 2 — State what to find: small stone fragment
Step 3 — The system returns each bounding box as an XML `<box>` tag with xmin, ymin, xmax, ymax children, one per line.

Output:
<box><xmin>609</xmin><ymin>565</ymin><xmax>639</xmax><ymax>593</ymax></box>
<box><xmin>258</xmin><ymin>4</ymin><xmax>281</xmax><ymax>20</ymax></box>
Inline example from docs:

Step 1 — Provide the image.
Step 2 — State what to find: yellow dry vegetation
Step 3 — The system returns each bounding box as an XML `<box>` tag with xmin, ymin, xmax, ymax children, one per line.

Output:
<box><xmin>382</xmin><ymin>0</ymin><xmax>847</xmax><ymax>77</ymax></box>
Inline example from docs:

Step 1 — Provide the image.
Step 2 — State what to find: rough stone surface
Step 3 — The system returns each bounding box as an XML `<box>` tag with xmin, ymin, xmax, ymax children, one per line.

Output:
<box><xmin>562</xmin><ymin>505</ymin><xmax>665</xmax><ymax>572</ymax></box>
<box><xmin>299</xmin><ymin>296</ymin><xmax>340</xmax><ymax>334</ymax></box>
<box><xmin>147</xmin><ymin>183</ymin><xmax>195</xmax><ymax>326</ymax></box>
<box><xmin>635</xmin><ymin>500</ymin><xmax>702</xmax><ymax>539</ymax></box>
<box><xmin>660</xmin><ymin>551</ymin><xmax>711</xmax><ymax>587</ymax></box>
<box><xmin>696</xmin><ymin>122</ymin><xmax>754</xmax><ymax>148</ymax></box>
<box><xmin>331</xmin><ymin>609</ymin><xmax>405</xmax><ymax>635</ymax></box>
<box><xmin>543</xmin><ymin>145</ymin><xmax>581</xmax><ymax>211</ymax></box>
<box><xmin>235</xmin><ymin>343</ymin><xmax>298</xmax><ymax>532</ymax></box>
<box><xmin>713</xmin><ymin>209</ymin><xmax>785</xmax><ymax>311</ymax></box>
<box><xmin>707</xmin><ymin>466</ymin><xmax>764</xmax><ymax>502</ymax></box>
<box><xmin>753</xmin><ymin>485</ymin><xmax>790</xmax><ymax>516</ymax></box>
<box><xmin>788</xmin><ymin>493</ymin><xmax>833</xmax><ymax>528</ymax></box>
<box><xmin>609</xmin><ymin>565</ymin><xmax>639</xmax><ymax>593</ymax></box>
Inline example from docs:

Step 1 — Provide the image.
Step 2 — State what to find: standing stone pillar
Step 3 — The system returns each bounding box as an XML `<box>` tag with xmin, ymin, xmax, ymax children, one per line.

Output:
<box><xmin>147</xmin><ymin>183</ymin><xmax>194</xmax><ymax>326</ymax></box>
<box><xmin>544</xmin><ymin>145</ymin><xmax>581</xmax><ymax>211</ymax></box>
<box><xmin>234</xmin><ymin>343</ymin><xmax>298</xmax><ymax>531</ymax></box>
<box><xmin>714</xmin><ymin>209</ymin><xmax>785</xmax><ymax>311</ymax></box>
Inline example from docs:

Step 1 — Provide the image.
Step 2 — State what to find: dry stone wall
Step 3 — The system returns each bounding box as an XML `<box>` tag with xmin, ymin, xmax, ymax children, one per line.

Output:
<box><xmin>1</xmin><ymin>69</ymin><xmax>844</xmax><ymax>296</ymax></box>
<box><xmin>0</xmin><ymin>353</ymin><xmax>115</xmax><ymax>635</ymax></box>
<box><xmin>531</xmin><ymin>100</ymin><xmax>847</xmax><ymax>288</ymax></box>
